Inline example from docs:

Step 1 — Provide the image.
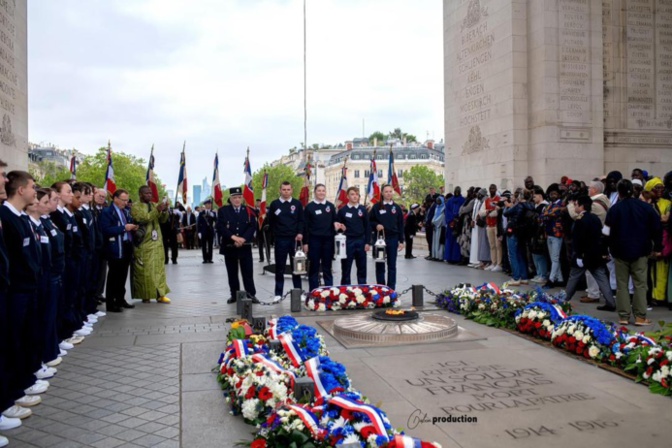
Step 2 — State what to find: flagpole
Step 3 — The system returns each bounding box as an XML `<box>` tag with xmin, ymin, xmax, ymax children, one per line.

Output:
<box><xmin>303</xmin><ymin>0</ymin><xmax>307</xmax><ymax>166</ymax></box>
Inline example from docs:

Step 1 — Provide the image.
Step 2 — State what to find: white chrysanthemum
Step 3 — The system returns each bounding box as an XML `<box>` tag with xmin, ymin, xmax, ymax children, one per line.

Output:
<box><xmin>242</xmin><ymin>398</ymin><xmax>260</xmax><ymax>420</ymax></box>
<box><xmin>320</xmin><ymin>415</ymin><xmax>330</xmax><ymax>426</ymax></box>
<box><xmin>307</xmin><ymin>299</ymin><xmax>315</xmax><ymax>309</ymax></box>
<box><xmin>588</xmin><ymin>346</ymin><xmax>600</xmax><ymax>359</ymax></box>
<box><xmin>339</xmin><ymin>293</ymin><xmax>348</xmax><ymax>302</ymax></box>
<box><xmin>347</xmin><ymin>301</ymin><xmax>357</xmax><ymax>308</ymax></box>
<box><xmin>567</xmin><ymin>325</ymin><xmax>576</xmax><ymax>335</ymax></box>
<box><xmin>366</xmin><ymin>302</ymin><xmax>376</xmax><ymax>309</ymax></box>
<box><xmin>661</xmin><ymin>365</ymin><xmax>670</xmax><ymax>377</ymax></box>
<box><xmin>367</xmin><ymin>434</ymin><xmax>381</xmax><ymax>447</ymax></box>
<box><xmin>269</xmin><ymin>382</ymin><xmax>288</xmax><ymax>401</ymax></box>
<box><xmin>652</xmin><ymin>371</ymin><xmax>664</xmax><ymax>383</ymax></box>
<box><xmin>330</xmin><ymin>287</ymin><xmax>340</xmax><ymax>294</ymax></box>
<box><xmin>574</xmin><ymin>331</ymin><xmax>584</xmax><ymax>341</ymax></box>
<box><xmin>648</xmin><ymin>357</ymin><xmax>656</xmax><ymax>365</ymax></box>
<box><xmin>542</xmin><ymin>319</ymin><xmax>551</xmax><ymax>327</ymax></box>
<box><xmin>340</xmin><ymin>433</ymin><xmax>361</xmax><ymax>445</ymax></box>
<box><xmin>528</xmin><ymin>310</ymin><xmax>537</xmax><ymax>320</ymax></box>
<box><xmin>317</xmin><ymin>303</ymin><xmax>326</xmax><ymax>311</ymax></box>
<box><xmin>383</xmin><ymin>296</ymin><xmax>390</xmax><ymax>304</ymax></box>
<box><xmin>321</xmin><ymin>290</ymin><xmax>330</xmax><ymax>298</ymax></box>
<box><xmin>478</xmin><ymin>304</ymin><xmax>485</xmax><ymax>310</ymax></box>
<box><xmin>582</xmin><ymin>335</ymin><xmax>590</xmax><ymax>344</ymax></box>
<box><xmin>352</xmin><ymin>288</ymin><xmax>362</xmax><ymax>295</ymax></box>
<box><xmin>352</xmin><ymin>421</ymin><xmax>368</xmax><ymax>432</ymax></box>
<box><xmin>666</xmin><ymin>351</ymin><xmax>672</xmax><ymax>361</ymax></box>
<box><xmin>329</xmin><ymin>416</ymin><xmax>348</xmax><ymax>431</ymax></box>
<box><xmin>332</xmin><ymin>302</ymin><xmax>342</xmax><ymax>310</ymax></box>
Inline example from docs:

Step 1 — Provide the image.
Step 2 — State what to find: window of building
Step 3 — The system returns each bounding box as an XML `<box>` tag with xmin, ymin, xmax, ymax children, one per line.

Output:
<box><xmin>398</xmin><ymin>169</ymin><xmax>403</xmax><ymax>178</ymax></box>
<box><xmin>409</xmin><ymin>154</ymin><xmax>417</xmax><ymax>159</ymax></box>
<box><xmin>364</xmin><ymin>170</ymin><xmax>370</xmax><ymax>178</ymax></box>
<box><xmin>354</xmin><ymin>170</ymin><xmax>360</xmax><ymax>178</ymax></box>
<box><xmin>378</xmin><ymin>169</ymin><xmax>383</xmax><ymax>178</ymax></box>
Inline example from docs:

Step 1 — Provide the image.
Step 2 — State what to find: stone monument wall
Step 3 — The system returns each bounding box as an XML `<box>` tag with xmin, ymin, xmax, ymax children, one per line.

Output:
<box><xmin>0</xmin><ymin>0</ymin><xmax>27</xmax><ymax>170</ymax></box>
<box><xmin>444</xmin><ymin>0</ymin><xmax>672</xmax><ymax>190</ymax></box>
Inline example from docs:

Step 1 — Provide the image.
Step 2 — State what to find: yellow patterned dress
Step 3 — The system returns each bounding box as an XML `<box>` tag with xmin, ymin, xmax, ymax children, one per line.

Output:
<box><xmin>646</xmin><ymin>178</ymin><xmax>671</xmax><ymax>303</ymax></box>
<box><xmin>131</xmin><ymin>202</ymin><xmax>171</xmax><ymax>300</ymax></box>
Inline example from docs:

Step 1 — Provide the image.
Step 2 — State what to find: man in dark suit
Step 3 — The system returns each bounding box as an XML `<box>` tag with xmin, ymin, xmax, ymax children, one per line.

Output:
<box><xmin>198</xmin><ymin>199</ymin><xmax>216</xmax><ymax>263</ymax></box>
<box><xmin>217</xmin><ymin>187</ymin><xmax>257</xmax><ymax>303</ymax></box>
<box><xmin>181</xmin><ymin>206</ymin><xmax>196</xmax><ymax>250</ymax></box>
<box><xmin>161</xmin><ymin>206</ymin><xmax>180</xmax><ymax>264</ymax></box>
<box><xmin>563</xmin><ymin>195</ymin><xmax>615</xmax><ymax>310</ymax></box>
<box><xmin>100</xmin><ymin>189</ymin><xmax>138</xmax><ymax>313</ymax></box>
<box><xmin>92</xmin><ymin>186</ymin><xmax>108</xmax><ymax>305</ymax></box>
<box><xmin>404</xmin><ymin>203</ymin><xmax>420</xmax><ymax>258</ymax></box>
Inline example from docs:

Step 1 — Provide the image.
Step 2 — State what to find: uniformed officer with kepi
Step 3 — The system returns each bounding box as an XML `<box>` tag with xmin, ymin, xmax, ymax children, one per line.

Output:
<box><xmin>198</xmin><ymin>199</ymin><xmax>216</xmax><ymax>263</ymax></box>
<box><xmin>216</xmin><ymin>187</ymin><xmax>257</xmax><ymax>304</ymax></box>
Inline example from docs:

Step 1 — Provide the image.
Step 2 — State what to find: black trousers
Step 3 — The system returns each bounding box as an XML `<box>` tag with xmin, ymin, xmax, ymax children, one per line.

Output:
<box><xmin>0</xmin><ymin>288</ymin><xmax>10</xmax><ymax>411</ymax></box>
<box><xmin>405</xmin><ymin>234</ymin><xmax>414</xmax><ymax>257</ymax></box>
<box><xmin>106</xmin><ymin>244</ymin><xmax>133</xmax><ymax>308</ymax></box>
<box><xmin>7</xmin><ymin>289</ymin><xmax>39</xmax><ymax>401</ymax></box>
<box><xmin>425</xmin><ymin>224</ymin><xmax>433</xmax><ymax>255</ymax></box>
<box><xmin>223</xmin><ymin>245</ymin><xmax>256</xmax><ymax>298</ymax></box>
<box><xmin>163</xmin><ymin>232</ymin><xmax>178</xmax><ymax>262</ymax></box>
<box><xmin>184</xmin><ymin>230</ymin><xmax>195</xmax><ymax>250</ymax></box>
<box><xmin>202</xmin><ymin>234</ymin><xmax>214</xmax><ymax>262</ymax></box>
<box><xmin>95</xmin><ymin>255</ymin><xmax>108</xmax><ymax>299</ymax></box>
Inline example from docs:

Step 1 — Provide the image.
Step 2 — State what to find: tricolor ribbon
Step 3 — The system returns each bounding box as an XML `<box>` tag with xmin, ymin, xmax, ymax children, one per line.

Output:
<box><xmin>328</xmin><ymin>396</ymin><xmax>389</xmax><ymax>441</ymax></box>
<box><xmin>393</xmin><ymin>434</ymin><xmax>423</xmax><ymax>448</ymax></box>
<box><xmin>287</xmin><ymin>404</ymin><xmax>324</xmax><ymax>440</ymax></box>
<box><xmin>268</xmin><ymin>318</ymin><xmax>278</xmax><ymax>340</ymax></box>
<box><xmin>485</xmin><ymin>282</ymin><xmax>501</xmax><ymax>295</ymax></box>
<box><xmin>250</xmin><ymin>354</ymin><xmax>296</xmax><ymax>388</ymax></box>
<box><xmin>305</xmin><ymin>357</ymin><xmax>329</xmax><ymax>400</ymax></box>
<box><xmin>279</xmin><ymin>333</ymin><xmax>303</xmax><ymax>367</ymax></box>
<box><xmin>629</xmin><ymin>334</ymin><xmax>658</xmax><ymax>347</ymax></box>
<box><xmin>553</xmin><ymin>304</ymin><xmax>567</xmax><ymax>319</ymax></box>
<box><xmin>233</xmin><ymin>339</ymin><xmax>251</xmax><ymax>359</ymax></box>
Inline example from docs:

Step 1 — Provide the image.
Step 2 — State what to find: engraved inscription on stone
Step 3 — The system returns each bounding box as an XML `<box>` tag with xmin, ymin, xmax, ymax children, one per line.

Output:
<box><xmin>559</xmin><ymin>0</ymin><xmax>592</xmax><ymax>124</ymax></box>
<box><xmin>0</xmin><ymin>0</ymin><xmax>17</xmax><ymax>148</ymax></box>
<box><xmin>456</xmin><ymin>0</ymin><xmax>494</xmax><ymax>149</ymax></box>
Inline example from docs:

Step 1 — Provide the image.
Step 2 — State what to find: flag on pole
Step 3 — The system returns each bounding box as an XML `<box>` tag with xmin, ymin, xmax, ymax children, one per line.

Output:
<box><xmin>243</xmin><ymin>148</ymin><xmax>255</xmax><ymax>207</ymax></box>
<box><xmin>367</xmin><ymin>153</ymin><xmax>380</xmax><ymax>205</ymax></box>
<box><xmin>388</xmin><ymin>146</ymin><xmax>401</xmax><ymax>196</ymax></box>
<box><xmin>299</xmin><ymin>160</ymin><xmax>311</xmax><ymax>206</ymax></box>
<box><xmin>146</xmin><ymin>145</ymin><xmax>159</xmax><ymax>202</ymax></box>
<box><xmin>176</xmin><ymin>142</ymin><xmax>187</xmax><ymax>205</ymax></box>
<box><xmin>259</xmin><ymin>171</ymin><xmax>268</xmax><ymax>229</ymax></box>
<box><xmin>69</xmin><ymin>155</ymin><xmax>77</xmax><ymax>180</ymax></box>
<box><xmin>103</xmin><ymin>141</ymin><xmax>116</xmax><ymax>195</ymax></box>
<box><xmin>335</xmin><ymin>160</ymin><xmax>348</xmax><ymax>210</ymax></box>
<box><xmin>212</xmin><ymin>152</ymin><xmax>223</xmax><ymax>207</ymax></box>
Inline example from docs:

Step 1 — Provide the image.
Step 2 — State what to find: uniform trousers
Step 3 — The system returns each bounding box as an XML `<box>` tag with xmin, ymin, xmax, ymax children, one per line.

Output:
<box><xmin>274</xmin><ymin>237</ymin><xmax>302</xmax><ymax>296</ymax></box>
<box><xmin>201</xmin><ymin>234</ymin><xmax>214</xmax><ymax>262</ymax></box>
<box><xmin>40</xmin><ymin>275</ymin><xmax>61</xmax><ymax>364</ymax></box>
<box><xmin>307</xmin><ymin>235</ymin><xmax>334</xmax><ymax>291</ymax></box>
<box><xmin>340</xmin><ymin>239</ymin><xmax>367</xmax><ymax>285</ymax></box>
<box><xmin>61</xmin><ymin>258</ymin><xmax>83</xmax><ymax>339</ymax></box>
<box><xmin>375</xmin><ymin>236</ymin><xmax>399</xmax><ymax>290</ymax></box>
<box><xmin>7</xmin><ymin>290</ymin><xmax>39</xmax><ymax>401</ymax></box>
<box><xmin>223</xmin><ymin>244</ymin><xmax>256</xmax><ymax>297</ymax></box>
<box><xmin>0</xmin><ymin>288</ymin><xmax>12</xmax><ymax>411</ymax></box>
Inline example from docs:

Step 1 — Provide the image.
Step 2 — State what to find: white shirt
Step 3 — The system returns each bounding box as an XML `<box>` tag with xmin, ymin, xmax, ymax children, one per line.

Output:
<box><xmin>3</xmin><ymin>202</ymin><xmax>22</xmax><ymax>217</ymax></box>
<box><xmin>313</xmin><ymin>200</ymin><xmax>326</xmax><ymax>205</ymax></box>
<box><xmin>383</xmin><ymin>201</ymin><xmax>394</xmax><ymax>206</ymax></box>
<box><xmin>279</xmin><ymin>197</ymin><xmax>292</xmax><ymax>203</ymax></box>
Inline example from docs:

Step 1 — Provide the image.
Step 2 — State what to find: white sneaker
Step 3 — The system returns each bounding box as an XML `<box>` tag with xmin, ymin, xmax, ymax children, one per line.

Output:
<box><xmin>0</xmin><ymin>414</ymin><xmax>22</xmax><ymax>430</ymax></box>
<box><xmin>74</xmin><ymin>328</ymin><xmax>91</xmax><ymax>337</ymax></box>
<box><xmin>24</xmin><ymin>382</ymin><xmax>48</xmax><ymax>395</ymax></box>
<box><xmin>95</xmin><ymin>311</ymin><xmax>106</xmax><ymax>317</ymax></box>
<box><xmin>491</xmin><ymin>265</ymin><xmax>503</xmax><ymax>272</ymax></box>
<box><xmin>34</xmin><ymin>366</ymin><xmax>56</xmax><ymax>379</ymax></box>
<box><xmin>59</xmin><ymin>341</ymin><xmax>74</xmax><ymax>350</ymax></box>
<box><xmin>273</xmin><ymin>296</ymin><xmax>282</xmax><ymax>303</ymax></box>
<box><xmin>508</xmin><ymin>279</ymin><xmax>521</xmax><ymax>286</ymax></box>
<box><xmin>2</xmin><ymin>405</ymin><xmax>32</xmax><ymax>419</ymax></box>
<box><xmin>15</xmin><ymin>395</ymin><xmax>41</xmax><ymax>407</ymax></box>
<box><xmin>484</xmin><ymin>264</ymin><xmax>494</xmax><ymax>271</ymax></box>
<box><xmin>87</xmin><ymin>314</ymin><xmax>99</xmax><ymax>321</ymax></box>
<box><xmin>83</xmin><ymin>321</ymin><xmax>94</xmax><ymax>327</ymax></box>
<box><xmin>35</xmin><ymin>380</ymin><xmax>50</xmax><ymax>388</ymax></box>
<box><xmin>66</xmin><ymin>336</ymin><xmax>84</xmax><ymax>345</ymax></box>
<box><xmin>59</xmin><ymin>348</ymin><xmax>68</xmax><ymax>356</ymax></box>
<box><xmin>46</xmin><ymin>357</ymin><xmax>62</xmax><ymax>367</ymax></box>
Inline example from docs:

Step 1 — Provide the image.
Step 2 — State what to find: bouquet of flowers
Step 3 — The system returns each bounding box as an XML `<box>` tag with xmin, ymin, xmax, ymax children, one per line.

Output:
<box><xmin>305</xmin><ymin>285</ymin><xmax>400</xmax><ymax>311</ymax></box>
<box><xmin>437</xmin><ymin>283</ymin><xmax>527</xmax><ymax>329</ymax></box>
<box><xmin>551</xmin><ymin>316</ymin><xmax>615</xmax><ymax>361</ymax></box>
<box><xmin>515</xmin><ymin>302</ymin><xmax>568</xmax><ymax>340</ymax></box>
<box><xmin>627</xmin><ymin>345</ymin><xmax>672</xmax><ymax>396</ymax></box>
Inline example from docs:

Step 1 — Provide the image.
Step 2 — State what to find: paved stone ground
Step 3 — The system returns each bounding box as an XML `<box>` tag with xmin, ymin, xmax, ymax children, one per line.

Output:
<box><xmin>4</xmin><ymin>243</ymin><xmax>672</xmax><ymax>447</ymax></box>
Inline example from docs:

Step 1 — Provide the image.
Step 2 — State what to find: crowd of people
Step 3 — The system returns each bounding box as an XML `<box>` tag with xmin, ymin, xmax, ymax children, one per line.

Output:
<box><xmin>0</xmin><ymin>161</ymin><xmax>172</xmax><ymax>446</ymax></box>
<box><xmin>417</xmin><ymin>170</ymin><xmax>670</xmax><ymax>326</ymax></box>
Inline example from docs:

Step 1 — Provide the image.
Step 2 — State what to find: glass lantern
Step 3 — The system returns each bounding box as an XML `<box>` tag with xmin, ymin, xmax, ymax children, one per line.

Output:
<box><xmin>373</xmin><ymin>232</ymin><xmax>387</xmax><ymax>263</ymax></box>
<box><xmin>334</xmin><ymin>232</ymin><xmax>347</xmax><ymax>260</ymax></box>
<box><xmin>293</xmin><ymin>246</ymin><xmax>307</xmax><ymax>275</ymax></box>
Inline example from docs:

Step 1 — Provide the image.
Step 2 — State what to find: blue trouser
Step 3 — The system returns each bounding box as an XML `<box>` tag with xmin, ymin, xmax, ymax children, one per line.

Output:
<box><xmin>274</xmin><ymin>237</ymin><xmax>303</xmax><ymax>296</ymax></box>
<box><xmin>7</xmin><ymin>289</ymin><xmax>39</xmax><ymax>401</ymax></box>
<box><xmin>547</xmin><ymin>236</ymin><xmax>564</xmax><ymax>282</ymax></box>
<box><xmin>61</xmin><ymin>257</ymin><xmax>83</xmax><ymax>339</ymax></box>
<box><xmin>532</xmin><ymin>253</ymin><xmax>549</xmax><ymax>280</ymax></box>
<box><xmin>79</xmin><ymin>250</ymin><xmax>93</xmax><ymax>316</ymax></box>
<box><xmin>223</xmin><ymin>245</ymin><xmax>256</xmax><ymax>298</ymax></box>
<box><xmin>507</xmin><ymin>235</ymin><xmax>528</xmax><ymax>280</ymax></box>
<box><xmin>308</xmin><ymin>235</ymin><xmax>334</xmax><ymax>291</ymax></box>
<box><xmin>41</xmin><ymin>275</ymin><xmax>62</xmax><ymax>364</ymax></box>
<box><xmin>341</xmin><ymin>238</ymin><xmax>367</xmax><ymax>285</ymax></box>
<box><xmin>375</xmin><ymin>236</ymin><xmax>399</xmax><ymax>290</ymax></box>
<box><xmin>0</xmin><ymin>288</ymin><xmax>12</xmax><ymax>411</ymax></box>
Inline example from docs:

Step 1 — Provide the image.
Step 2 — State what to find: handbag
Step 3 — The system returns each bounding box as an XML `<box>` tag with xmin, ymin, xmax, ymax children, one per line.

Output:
<box><xmin>177</xmin><ymin>232</ymin><xmax>184</xmax><ymax>244</ymax></box>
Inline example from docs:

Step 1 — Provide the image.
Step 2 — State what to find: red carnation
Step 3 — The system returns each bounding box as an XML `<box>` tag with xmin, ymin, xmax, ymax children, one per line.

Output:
<box><xmin>661</xmin><ymin>360</ymin><xmax>669</xmax><ymax>367</ymax></box>
<box><xmin>256</xmin><ymin>370</ymin><xmax>265</xmax><ymax>377</ymax></box>
<box><xmin>258</xmin><ymin>387</ymin><xmax>273</xmax><ymax>401</ymax></box>
<box><xmin>341</xmin><ymin>409</ymin><xmax>353</xmax><ymax>420</ymax></box>
<box><xmin>662</xmin><ymin>378</ymin><xmax>669</xmax><ymax>388</ymax></box>
<box><xmin>360</xmin><ymin>425</ymin><xmax>377</xmax><ymax>439</ymax></box>
<box><xmin>245</xmin><ymin>386</ymin><xmax>256</xmax><ymax>399</ymax></box>
<box><xmin>646</xmin><ymin>367</ymin><xmax>654</xmax><ymax>377</ymax></box>
<box><xmin>251</xmin><ymin>439</ymin><xmax>267</xmax><ymax>448</ymax></box>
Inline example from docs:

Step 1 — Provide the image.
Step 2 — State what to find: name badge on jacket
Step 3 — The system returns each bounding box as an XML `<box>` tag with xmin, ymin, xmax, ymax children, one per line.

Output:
<box><xmin>23</xmin><ymin>237</ymin><xmax>30</xmax><ymax>247</ymax></box>
<box><xmin>50</xmin><ymin>229</ymin><xmax>57</xmax><ymax>236</ymax></box>
<box><xmin>380</xmin><ymin>210</ymin><xmax>386</xmax><ymax>214</ymax></box>
<box><xmin>345</xmin><ymin>212</ymin><xmax>353</xmax><ymax>218</ymax></box>
<box><xmin>40</xmin><ymin>236</ymin><xmax>49</xmax><ymax>244</ymax></box>
<box><xmin>315</xmin><ymin>210</ymin><xmax>322</xmax><ymax>215</ymax></box>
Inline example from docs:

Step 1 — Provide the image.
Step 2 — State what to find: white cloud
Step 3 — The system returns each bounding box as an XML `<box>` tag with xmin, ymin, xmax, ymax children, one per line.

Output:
<box><xmin>29</xmin><ymin>0</ymin><xmax>443</xmax><ymax>197</ymax></box>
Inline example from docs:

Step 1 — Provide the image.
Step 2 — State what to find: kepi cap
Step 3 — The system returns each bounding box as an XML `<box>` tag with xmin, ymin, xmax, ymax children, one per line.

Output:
<box><xmin>229</xmin><ymin>187</ymin><xmax>242</xmax><ymax>196</ymax></box>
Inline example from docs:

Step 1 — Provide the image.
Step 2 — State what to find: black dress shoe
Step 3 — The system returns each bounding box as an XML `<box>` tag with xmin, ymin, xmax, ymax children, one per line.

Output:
<box><xmin>107</xmin><ymin>306</ymin><xmax>122</xmax><ymax>313</ymax></box>
<box><xmin>596</xmin><ymin>305</ymin><xmax>616</xmax><ymax>311</ymax></box>
<box><xmin>172</xmin><ymin>260</ymin><xmax>178</xmax><ymax>264</ymax></box>
<box><xmin>202</xmin><ymin>261</ymin><xmax>208</xmax><ymax>264</ymax></box>
<box><xmin>227</xmin><ymin>298</ymin><xmax>237</xmax><ymax>304</ymax></box>
<box><xmin>249</xmin><ymin>297</ymin><xmax>260</xmax><ymax>304</ymax></box>
<box><xmin>208</xmin><ymin>260</ymin><xmax>214</xmax><ymax>263</ymax></box>
<box><xmin>120</xmin><ymin>302</ymin><xmax>135</xmax><ymax>309</ymax></box>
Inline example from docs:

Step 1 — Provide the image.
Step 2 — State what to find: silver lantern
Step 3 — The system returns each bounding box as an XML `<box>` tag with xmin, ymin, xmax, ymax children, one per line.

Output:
<box><xmin>334</xmin><ymin>232</ymin><xmax>347</xmax><ymax>260</ymax></box>
<box><xmin>293</xmin><ymin>245</ymin><xmax>307</xmax><ymax>275</ymax></box>
<box><xmin>373</xmin><ymin>231</ymin><xmax>387</xmax><ymax>263</ymax></box>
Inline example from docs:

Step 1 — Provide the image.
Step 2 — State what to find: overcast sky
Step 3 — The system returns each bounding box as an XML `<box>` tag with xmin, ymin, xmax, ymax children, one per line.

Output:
<box><xmin>28</xmin><ymin>0</ymin><xmax>444</xmax><ymax>196</ymax></box>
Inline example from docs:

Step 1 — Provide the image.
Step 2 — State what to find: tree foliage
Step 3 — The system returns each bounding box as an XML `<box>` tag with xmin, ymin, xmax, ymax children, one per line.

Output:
<box><xmin>30</xmin><ymin>161</ymin><xmax>71</xmax><ymax>188</ymax></box>
<box><xmin>402</xmin><ymin>165</ymin><xmax>444</xmax><ymax>207</ymax></box>
<box><xmin>368</xmin><ymin>128</ymin><xmax>418</xmax><ymax>145</ymax></box>
<box><xmin>250</xmin><ymin>163</ymin><xmax>305</xmax><ymax>203</ymax></box>
<box><xmin>74</xmin><ymin>147</ymin><xmax>167</xmax><ymax>202</ymax></box>
<box><xmin>368</xmin><ymin>131</ymin><xmax>386</xmax><ymax>145</ymax></box>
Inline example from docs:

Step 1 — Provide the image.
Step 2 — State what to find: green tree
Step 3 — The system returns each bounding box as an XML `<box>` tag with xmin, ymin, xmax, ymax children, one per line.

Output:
<box><xmin>76</xmin><ymin>147</ymin><xmax>167</xmax><ymax>202</ymax></box>
<box><xmin>368</xmin><ymin>131</ymin><xmax>386</xmax><ymax>145</ymax></box>
<box><xmin>402</xmin><ymin>165</ymin><xmax>444</xmax><ymax>207</ymax></box>
<box><xmin>30</xmin><ymin>160</ymin><xmax>71</xmax><ymax>188</ymax></box>
<box><xmin>251</xmin><ymin>163</ymin><xmax>304</xmax><ymax>203</ymax></box>
<box><xmin>388</xmin><ymin>128</ymin><xmax>417</xmax><ymax>144</ymax></box>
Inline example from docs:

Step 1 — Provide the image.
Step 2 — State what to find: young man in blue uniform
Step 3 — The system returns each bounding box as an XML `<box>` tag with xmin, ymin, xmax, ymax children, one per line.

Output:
<box><xmin>337</xmin><ymin>187</ymin><xmax>369</xmax><ymax>285</ymax></box>
<box><xmin>369</xmin><ymin>184</ymin><xmax>404</xmax><ymax>290</ymax></box>
<box><xmin>268</xmin><ymin>182</ymin><xmax>304</xmax><ymax>300</ymax></box>
<box><xmin>198</xmin><ymin>199</ymin><xmax>216</xmax><ymax>263</ymax></box>
<box><xmin>303</xmin><ymin>184</ymin><xmax>344</xmax><ymax>291</ymax></box>
<box><xmin>217</xmin><ymin>187</ymin><xmax>257</xmax><ymax>303</ymax></box>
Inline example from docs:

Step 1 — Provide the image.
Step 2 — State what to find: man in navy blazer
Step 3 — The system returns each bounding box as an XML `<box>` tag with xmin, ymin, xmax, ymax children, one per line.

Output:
<box><xmin>100</xmin><ymin>189</ymin><xmax>138</xmax><ymax>312</ymax></box>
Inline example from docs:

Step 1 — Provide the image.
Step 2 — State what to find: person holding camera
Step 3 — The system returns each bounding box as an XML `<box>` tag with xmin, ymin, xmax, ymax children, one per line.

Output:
<box><xmin>131</xmin><ymin>186</ymin><xmax>171</xmax><ymax>304</ymax></box>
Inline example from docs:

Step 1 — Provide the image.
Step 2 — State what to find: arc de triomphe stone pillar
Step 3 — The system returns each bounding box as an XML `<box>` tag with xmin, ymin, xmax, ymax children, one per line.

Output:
<box><xmin>444</xmin><ymin>0</ymin><xmax>672</xmax><ymax>190</ymax></box>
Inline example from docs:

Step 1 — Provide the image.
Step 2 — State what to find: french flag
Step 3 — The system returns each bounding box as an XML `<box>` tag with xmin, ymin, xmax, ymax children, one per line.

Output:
<box><xmin>304</xmin><ymin>357</ymin><xmax>329</xmax><ymax>400</ymax></box>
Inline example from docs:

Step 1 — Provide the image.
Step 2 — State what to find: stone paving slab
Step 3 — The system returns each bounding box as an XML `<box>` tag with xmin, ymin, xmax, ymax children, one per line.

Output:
<box><xmin>3</xmin><ymin>248</ymin><xmax>671</xmax><ymax>448</ymax></box>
